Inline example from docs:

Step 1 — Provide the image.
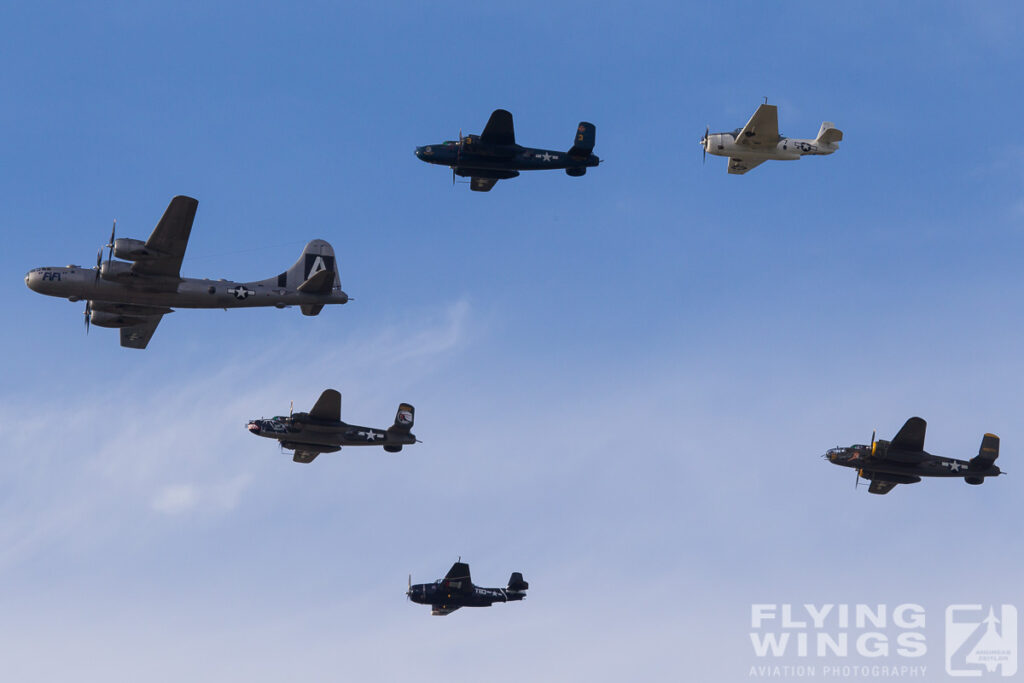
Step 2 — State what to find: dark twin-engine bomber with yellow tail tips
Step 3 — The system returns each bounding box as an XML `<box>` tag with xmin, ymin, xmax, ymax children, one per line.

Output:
<box><xmin>824</xmin><ymin>417</ymin><xmax>1003</xmax><ymax>495</ymax></box>
<box><xmin>415</xmin><ymin>109</ymin><xmax>599</xmax><ymax>192</ymax></box>
<box><xmin>25</xmin><ymin>196</ymin><xmax>348</xmax><ymax>349</ymax></box>
<box><xmin>247</xmin><ymin>389</ymin><xmax>417</xmax><ymax>463</ymax></box>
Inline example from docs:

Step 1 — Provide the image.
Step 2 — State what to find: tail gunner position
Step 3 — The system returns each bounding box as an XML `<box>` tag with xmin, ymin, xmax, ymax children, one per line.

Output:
<box><xmin>248</xmin><ymin>389</ymin><xmax>416</xmax><ymax>463</ymax></box>
<box><xmin>415</xmin><ymin>109</ymin><xmax>599</xmax><ymax>191</ymax></box>
<box><xmin>824</xmin><ymin>417</ymin><xmax>1003</xmax><ymax>495</ymax></box>
<box><xmin>25</xmin><ymin>196</ymin><xmax>348</xmax><ymax>348</ymax></box>
<box><xmin>407</xmin><ymin>561</ymin><xmax>528</xmax><ymax>616</ymax></box>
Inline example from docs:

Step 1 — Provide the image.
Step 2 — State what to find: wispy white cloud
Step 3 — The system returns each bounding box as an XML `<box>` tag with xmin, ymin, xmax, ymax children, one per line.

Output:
<box><xmin>151</xmin><ymin>483</ymin><xmax>199</xmax><ymax>514</ymax></box>
<box><xmin>0</xmin><ymin>299</ymin><xmax>473</xmax><ymax>571</ymax></box>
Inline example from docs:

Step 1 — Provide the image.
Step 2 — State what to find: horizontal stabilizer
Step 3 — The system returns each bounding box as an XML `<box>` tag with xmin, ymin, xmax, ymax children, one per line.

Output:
<box><xmin>301</xmin><ymin>304</ymin><xmax>324</xmax><ymax>316</ymax></box>
<box><xmin>816</xmin><ymin>122</ymin><xmax>843</xmax><ymax>144</ymax></box>
<box><xmin>970</xmin><ymin>433</ymin><xmax>1000</xmax><ymax>469</ymax></box>
<box><xmin>568</xmin><ymin>122</ymin><xmax>595</xmax><ymax>158</ymax></box>
<box><xmin>297</xmin><ymin>268</ymin><xmax>335</xmax><ymax>294</ymax></box>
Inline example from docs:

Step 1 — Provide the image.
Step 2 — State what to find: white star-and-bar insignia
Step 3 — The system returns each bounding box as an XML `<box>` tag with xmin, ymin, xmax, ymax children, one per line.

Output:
<box><xmin>538</xmin><ymin>152</ymin><xmax>555</xmax><ymax>162</ymax></box>
<box><xmin>942</xmin><ymin>461</ymin><xmax>966</xmax><ymax>472</ymax></box>
<box><xmin>359</xmin><ymin>430</ymin><xmax>380</xmax><ymax>441</ymax></box>
<box><xmin>229</xmin><ymin>286</ymin><xmax>252</xmax><ymax>300</ymax></box>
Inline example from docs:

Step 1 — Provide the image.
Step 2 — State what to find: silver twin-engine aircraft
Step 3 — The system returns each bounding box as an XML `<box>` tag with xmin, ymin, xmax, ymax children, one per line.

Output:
<box><xmin>701</xmin><ymin>102</ymin><xmax>842</xmax><ymax>174</ymax></box>
<box><xmin>25</xmin><ymin>195</ymin><xmax>348</xmax><ymax>348</ymax></box>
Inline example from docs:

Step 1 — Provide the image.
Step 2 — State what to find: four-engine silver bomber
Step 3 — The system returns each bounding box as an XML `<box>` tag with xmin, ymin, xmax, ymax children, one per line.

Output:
<box><xmin>25</xmin><ymin>195</ymin><xmax>348</xmax><ymax>348</ymax></box>
<box><xmin>701</xmin><ymin>102</ymin><xmax>842</xmax><ymax>174</ymax></box>
<box><xmin>247</xmin><ymin>389</ymin><xmax>417</xmax><ymax>463</ymax></box>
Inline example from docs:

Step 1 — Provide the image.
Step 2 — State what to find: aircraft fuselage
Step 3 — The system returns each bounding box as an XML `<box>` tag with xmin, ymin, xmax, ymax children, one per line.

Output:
<box><xmin>25</xmin><ymin>266</ymin><xmax>348</xmax><ymax>310</ymax></box>
<box><xmin>704</xmin><ymin>132</ymin><xmax>837</xmax><ymax>161</ymax></box>
<box><xmin>247</xmin><ymin>416</ymin><xmax>414</xmax><ymax>450</ymax></box>
<box><xmin>825</xmin><ymin>444</ymin><xmax>1001</xmax><ymax>480</ymax></box>
<box><xmin>407</xmin><ymin>581</ymin><xmax>524</xmax><ymax>609</ymax></box>
<box><xmin>415</xmin><ymin>137</ymin><xmax>599</xmax><ymax>177</ymax></box>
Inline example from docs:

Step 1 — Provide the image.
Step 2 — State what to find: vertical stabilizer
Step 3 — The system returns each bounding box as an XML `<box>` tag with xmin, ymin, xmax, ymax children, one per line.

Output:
<box><xmin>281</xmin><ymin>240</ymin><xmax>340</xmax><ymax>292</ymax></box>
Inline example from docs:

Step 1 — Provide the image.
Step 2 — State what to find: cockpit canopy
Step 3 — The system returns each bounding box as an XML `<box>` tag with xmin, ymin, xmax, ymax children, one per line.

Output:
<box><xmin>825</xmin><ymin>445</ymin><xmax>869</xmax><ymax>461</ymax></box>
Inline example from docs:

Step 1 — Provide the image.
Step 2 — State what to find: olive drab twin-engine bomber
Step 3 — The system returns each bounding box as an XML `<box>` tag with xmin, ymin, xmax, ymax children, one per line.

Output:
<box><xmin>25</xmin><ymin>195</ymin><xmax>348</xmax><ymax>348</ymax></box>
<box><xmin>406</xmin><ymin>561</ymin><xmax>528</xmax><ymax>616</ymax></box>
<box><xmin>415</xmin><ymin>109</ymin><xmax>600</xmax><ymax>192</ymax></box>
<box><xmin>824</xmin><ymin>417</ymin><xmax>1003</xmax><ymax>495</ymax></box>
<box><xmin>247</xmin><ymin>389</ymin><xmax>417</xmax><ymax>463</ymax></box>
<box><xmin>701</xmin><ymin>102</ymin><xmax>842</xmax><ymax>174</ymax></box>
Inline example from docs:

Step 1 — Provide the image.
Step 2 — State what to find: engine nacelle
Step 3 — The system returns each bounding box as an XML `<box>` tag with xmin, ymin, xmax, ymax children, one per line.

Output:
<box><xmin>709</xmin><ymin>133</ymin><xmax>730</xmax><ymax>151</ymax></box>
<box><xmin>112</xmin><ymin>238</ymin><xmax>154</xmax><ymax>261</ymax></box>
<box><xmin>99</xmin><ymin>260</ymin><xmax>134</xmax><ymax>282</ymax></box>
<box><xmin>90</xmin><ymin>311</ymin><xmax>143</xmax><ymax>328</ymax></box>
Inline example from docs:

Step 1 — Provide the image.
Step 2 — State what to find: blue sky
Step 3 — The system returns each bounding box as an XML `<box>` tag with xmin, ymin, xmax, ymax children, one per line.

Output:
<box><xmin>2</xmin><ymin>2</ymin><xmax>1023</xmax><ymax>680</ymax></box>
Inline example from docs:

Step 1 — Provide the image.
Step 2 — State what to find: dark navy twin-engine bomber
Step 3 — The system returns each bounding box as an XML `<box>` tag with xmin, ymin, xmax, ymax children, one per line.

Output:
<box><xmin>824</xmin><ymin>417</ymin><xmax>1003</xmax><ymax>494</ymax></box>
<box><xmin>415</xmin><ymin>109</ymin><xmax>599</xmax><ymax>191</ymax></box>
<box><xmin>248</xmin><ymin>389</ymin><xmax>416</xmax><ymax>463</ymax></box>
<box><xmin>25</xmin><ymin>196</ymin><xmax>348</xmax><ymax>348</ymax></box>
<box><xmin>407</xmin><ymin>561</ymin><xmax>528</xmax><ymax>616</ymax></box>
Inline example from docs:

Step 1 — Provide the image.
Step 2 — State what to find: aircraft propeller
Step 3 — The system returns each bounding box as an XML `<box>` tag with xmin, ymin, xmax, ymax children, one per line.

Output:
<box><xmin>452</xmin><ymin>129</ymin><xmax>465</xmax><ymax>186</ymax></box>
<box><xmin>701</xmin><ymin>125</ymin><xmax>709</xmax><ymax>164</ymax></box>
<box><xmin>83</xmin><ymin>300</ymin><xmax>91</xmax><ymax>334</ymax></box>
<box><xmin>857</xmin><ymin>430</ymin><xmax>876</xmax><ymax>489</ymax></box>
<box><xmin>406</xmin><ymin>573</ymin><xmax>412</xmax><ymax>600</ymax></box>
<box><xmin>106</xmin><ymin>220</ymin><xmax>117</xmax><ymax>264</ymax></box>
<box><xmin>94</xmin><ymin>220</ymin><xmax>116</xmax><ymax>283</ymax></box>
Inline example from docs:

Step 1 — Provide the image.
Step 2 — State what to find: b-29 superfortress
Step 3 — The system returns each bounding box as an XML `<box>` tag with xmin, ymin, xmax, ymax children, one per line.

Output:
<box><xmin>25</xmin><ymin>195</ymin><xmax>348</xmax><ymax>348</ymax></box>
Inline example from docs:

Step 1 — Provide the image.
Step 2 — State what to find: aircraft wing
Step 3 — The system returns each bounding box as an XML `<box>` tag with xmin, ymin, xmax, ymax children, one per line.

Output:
<box><xmin>480</xmin><ymin>109</ymin><xmax>515</xmax><ymax>146</ymax></box>
<box><xmin>442</xmin><ymin>561</ymin><xmax>472</xmax><ymax>592</ymax></box>
<box><xmin>119</xmin><ymin>314</ymin><xmax>164</xmax><ymax>349</ymax></box>
<box><xmin>431</xmin><ymin>605</ymin><xmax>461</xmax><ymax>616</ymax></box>
<box><xmin>890</xmin><ymin>417</ymin><xmax>927</xmax><ymax>453</ymax></box>
<box><xmin>292</xmin><ymin>449</ymin><xmax>319</xmax><ymax>464</ymax></box>
<box><xmin>728</xmin><ymin>158</ymin><xmax>766</xmax><ymax>175</ymax></box>
<box><xmin>736</xmin><ymin>104</ymin><xmax>779</xmax><ymax>148</ymax></box>
<box><xmin>470</xmin><ymin>177</ymin><xmax>499</xmax><ymax>192</ymax></box>
<box><xmin>309</xmin><ymin>389</ymin><xmax>341</xmax><ymax>421</ymax></box>
<box><xmin>868</xmin><ymin>479</ymin><xmax>898</xmax><ymax>495</ymax></box>
<box><xmin>130</xmin><ymin>196</ymin><xmax>199</xmax><ymax>280</ymax></box>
